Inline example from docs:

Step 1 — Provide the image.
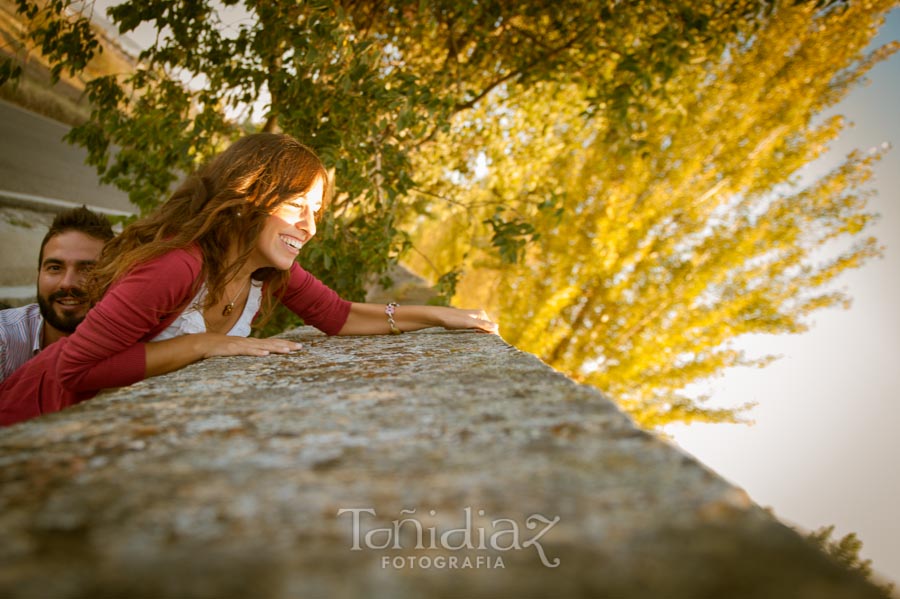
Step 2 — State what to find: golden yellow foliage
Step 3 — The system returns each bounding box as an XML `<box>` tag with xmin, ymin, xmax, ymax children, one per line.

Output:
<box><xmin>406</xmin><ymin>0</ymin><xmax>898</xmax><ymax>428</ymax></box>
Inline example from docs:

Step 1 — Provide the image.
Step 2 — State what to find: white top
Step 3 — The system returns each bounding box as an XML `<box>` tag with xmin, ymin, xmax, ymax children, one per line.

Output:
<box><xmin>150</xmin><ymin>280</ymin><xmax>263</xmax><ymax>342</ymax></box>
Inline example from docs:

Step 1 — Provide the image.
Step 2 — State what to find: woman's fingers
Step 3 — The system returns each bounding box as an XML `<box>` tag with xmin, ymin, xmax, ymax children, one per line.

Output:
<box><xmin>261</xmin><ymin>339</ymin><xmax>303</xmax><ymax>353</ymax></box>
<box><xmin>472</xmin><ymin>311</ymin><xmax>499</xmax><ymax>334</ymax></box>
<box><xmin>446</xmin><ymin>309</ymin><xmax>499</xmax><ymax>334</ymax></box>
<box><xmin>202</xmin><ymin>335</ymin><xmax>303</xmax><ymax>358</ymax></box>
<box><xmin>243</xmin><ymin>339</ymin><xmax>303</xmax><ymax>355</ymax></box>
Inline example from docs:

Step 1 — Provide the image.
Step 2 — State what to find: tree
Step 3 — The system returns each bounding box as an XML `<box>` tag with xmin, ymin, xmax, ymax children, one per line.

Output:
<box><xmin>2</xmin><ymin>1</ymin><xmax>896</xmax><ymax>426</ymax></box>
<box><xmin>1</xmin><ymin>0</ymin><xmax>770</xmax><ymax>297</ymax></box>
<box><xmin>807</xmin><ymin>525</ymin><xmax>895</xmax><ymax>595</ymax></box>
<box><xmin>404</xmin><ymin>0</ymin><xmax>898</xmax><ymax>427</ymax></box>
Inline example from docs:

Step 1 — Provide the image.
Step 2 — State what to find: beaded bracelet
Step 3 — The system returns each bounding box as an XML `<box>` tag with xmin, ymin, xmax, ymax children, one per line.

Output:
<box><xmin>385</xmin><ymin>301</ymin><xmax>402</xmax><ymax>334</ymax></box>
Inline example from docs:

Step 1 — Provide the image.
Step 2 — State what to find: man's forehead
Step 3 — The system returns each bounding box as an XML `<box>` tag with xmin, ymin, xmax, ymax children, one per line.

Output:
<box><xmin>42</xmin><ymin>231</ymin><xmax>105</xmax><ymax>263</ymax></box>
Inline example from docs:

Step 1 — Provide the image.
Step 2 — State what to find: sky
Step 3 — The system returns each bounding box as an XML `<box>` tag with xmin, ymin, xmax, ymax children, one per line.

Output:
<box><xmin>665</xmin><ymin>8</ymin><xmax>900</xmax><ymax>588</ymax></box>
<box><xmin>84</xmin><ymin>0</ymin><xmax>900</xmax><ymax>588</ymax></box>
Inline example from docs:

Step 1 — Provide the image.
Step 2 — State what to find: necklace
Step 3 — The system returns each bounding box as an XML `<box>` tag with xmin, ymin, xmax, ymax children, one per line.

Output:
<box><xmin>222</xmin><ymin>278</ymin><xmax>251</xmax><ymax>316</ymax></box>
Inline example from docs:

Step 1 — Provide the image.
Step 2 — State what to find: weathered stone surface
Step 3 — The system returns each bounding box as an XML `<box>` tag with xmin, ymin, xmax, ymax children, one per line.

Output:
<box><xmin>0</xmin><ymin>328</ymin><xmax>886</xmax><ymax>598</ymax></box>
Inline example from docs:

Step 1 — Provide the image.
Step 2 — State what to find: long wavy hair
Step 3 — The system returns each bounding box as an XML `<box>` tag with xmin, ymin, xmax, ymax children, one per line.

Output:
<box><xmin>89</xmin><ymin>133</ymin><xmax>329</xmax><ymax>324</ymax></box>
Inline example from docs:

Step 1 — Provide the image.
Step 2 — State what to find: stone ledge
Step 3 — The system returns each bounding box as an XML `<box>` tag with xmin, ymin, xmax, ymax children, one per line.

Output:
<box><xmin>0</xmin><ymin>328</ymin><xmax>886</xmax><ymax>598</ymax></box>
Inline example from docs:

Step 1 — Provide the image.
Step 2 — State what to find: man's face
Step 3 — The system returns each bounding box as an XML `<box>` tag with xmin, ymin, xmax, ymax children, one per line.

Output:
<box><xmin>37</xmin><ymin>231</ymin><xmax>105</xmax><ymax>335</ymax></box>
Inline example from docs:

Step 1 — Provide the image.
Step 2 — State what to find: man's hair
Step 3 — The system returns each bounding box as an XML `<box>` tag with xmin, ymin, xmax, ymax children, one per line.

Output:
<box><xmin>38</xmin><ymin>205</ymin><xmax>115</xmax><ymax>266</ymax></box>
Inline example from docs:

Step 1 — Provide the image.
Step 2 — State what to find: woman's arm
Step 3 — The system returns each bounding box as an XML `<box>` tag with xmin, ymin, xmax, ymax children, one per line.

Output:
<box><xmin>144</xmin><ymin>333</ymin><xmax>301</xmax><ymax>377</ymax></box>
<box><xmin>337</xmin><ymin>302</ymin><xmax>498</xmax><ymax>336</ymax></box>
<box><xmin>57</xmin><ymin>249</ymin><xmax>202</xmax><ymax>392</ymax></box>
<box><xmin>279</xmin><ymin>263</ymin><xmax>497</xmax><ymax>337</ymax></box>
<box><xmin>58</xmin><ymin>248</ymin><xmax>307</xmax><ymax>388</ymax></box>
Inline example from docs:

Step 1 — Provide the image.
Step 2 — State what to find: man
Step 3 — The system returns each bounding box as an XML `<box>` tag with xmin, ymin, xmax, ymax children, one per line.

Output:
<box><xmin>0</xmin><ymin>205</ymin><xmax>114</xmax><ymax>383</ymax></box>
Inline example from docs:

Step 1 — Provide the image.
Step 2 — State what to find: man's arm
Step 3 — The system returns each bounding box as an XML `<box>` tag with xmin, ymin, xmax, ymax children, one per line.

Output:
<box><xmin>0</xmin><ymin>328</ymin><xmax>10</xmax><ymax>384</ymax></box>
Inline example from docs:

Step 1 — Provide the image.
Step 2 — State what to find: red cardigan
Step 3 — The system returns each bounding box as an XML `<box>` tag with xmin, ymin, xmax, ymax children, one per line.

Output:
<box><xmin>0</xmin><ymin>247</ymin><xmax>351</xmax><ymax>425</ymax></box>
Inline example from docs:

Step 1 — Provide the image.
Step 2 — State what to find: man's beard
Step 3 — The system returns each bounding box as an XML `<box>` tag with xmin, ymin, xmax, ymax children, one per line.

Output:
<box><xmin>37</xmin><ymin>289</ymin><xmax>88</xmax><ymax>334</ymax></box>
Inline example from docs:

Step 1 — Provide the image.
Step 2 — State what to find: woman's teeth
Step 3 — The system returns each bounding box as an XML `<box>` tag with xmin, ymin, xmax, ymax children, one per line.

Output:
<box><xmin>280</xmin><ymin>235</ymin><xmax>303</xmax><ymax>250</ymax></box>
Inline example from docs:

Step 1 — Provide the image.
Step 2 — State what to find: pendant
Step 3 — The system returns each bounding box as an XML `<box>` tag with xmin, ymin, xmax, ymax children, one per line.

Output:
<box><xmin>222</xmin><ymin>303</ymin><xmax>234</xmax><ymax>316</ymax></box>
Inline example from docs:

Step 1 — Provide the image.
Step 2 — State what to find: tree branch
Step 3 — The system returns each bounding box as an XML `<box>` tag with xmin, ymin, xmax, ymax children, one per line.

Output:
<box><xmin>452</xmin><ymin>24</ymin><xmax>592</xmax><ymax>112</ymax></box>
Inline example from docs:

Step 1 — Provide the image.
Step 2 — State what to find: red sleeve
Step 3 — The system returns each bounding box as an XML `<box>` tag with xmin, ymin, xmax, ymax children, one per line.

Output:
<box><xmin>279</xmin><ymin>263</ymin><xmax>351</xmax><ymax>335</ymax></box>
<box><xmin>0</xmin><ymin>341</ymin><xmax>97</xmax><ymax>426</ymax></box>
<box><xmin>58</xmin><ymin>248</ymin><xmax>202</xmax><ymax>391</ymax></box>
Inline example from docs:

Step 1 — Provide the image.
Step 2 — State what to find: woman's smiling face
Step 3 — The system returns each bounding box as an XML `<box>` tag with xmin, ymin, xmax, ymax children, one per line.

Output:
<box><xmin>250</xmin><ymin>176</ymin><xmax>324</xmax><ymax>271</ymax></box>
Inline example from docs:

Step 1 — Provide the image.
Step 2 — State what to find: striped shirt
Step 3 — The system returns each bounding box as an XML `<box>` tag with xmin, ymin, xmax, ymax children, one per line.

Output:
<box><xmin>0</xmin><ymin>304</ymin><xmax>43</xmax><ymax>384</ymax></box>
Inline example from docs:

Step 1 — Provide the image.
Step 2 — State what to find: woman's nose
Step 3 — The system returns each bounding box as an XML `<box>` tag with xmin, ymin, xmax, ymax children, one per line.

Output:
<box><xmin>296</xmin><ymin>209</ymin><xmax>316</xmax><ymax>240</ymax></box>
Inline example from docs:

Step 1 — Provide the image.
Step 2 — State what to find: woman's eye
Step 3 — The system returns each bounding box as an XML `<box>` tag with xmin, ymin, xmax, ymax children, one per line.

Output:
<box><xmin>282</xmin><ymin>199</ymin><xmax>321</xmax><ymax>217</ymax></box>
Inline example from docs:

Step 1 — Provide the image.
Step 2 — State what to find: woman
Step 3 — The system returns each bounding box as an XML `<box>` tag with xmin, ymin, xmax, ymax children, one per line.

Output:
<box><xmin>0</xmin><ymin>133</ymin><xmax>496</xmax><ymax>425</ymax></box>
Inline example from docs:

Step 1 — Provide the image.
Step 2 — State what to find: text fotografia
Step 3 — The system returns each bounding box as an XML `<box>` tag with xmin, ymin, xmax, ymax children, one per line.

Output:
<box><xmin>382</xmin><ymin>555</ymin><xmax>504</xmax><ymax>570</ymax></box>
<box><xmin>336</xmin><ymin>507</ymin><xmax>561</xmax><ymax>568</ymax></box>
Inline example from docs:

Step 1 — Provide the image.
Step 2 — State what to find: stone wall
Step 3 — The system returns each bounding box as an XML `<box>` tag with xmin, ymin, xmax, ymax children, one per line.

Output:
<box><xmin>0</xmin><ymin>328</ymin><xmax>888</xmax><ymax>598</ymax></box>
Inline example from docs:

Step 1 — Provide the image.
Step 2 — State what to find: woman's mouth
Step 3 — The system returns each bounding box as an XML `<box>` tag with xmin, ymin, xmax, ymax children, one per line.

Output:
<box><xmin>279</xmin><ymin>234</ymin><xmax>303</xmax><ymax>253</ymax></box>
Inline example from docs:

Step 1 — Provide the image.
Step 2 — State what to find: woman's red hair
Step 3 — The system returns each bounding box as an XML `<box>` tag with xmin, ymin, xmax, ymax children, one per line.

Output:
<box><xmin>89</xmin><ymin>133</ymin><xmax>329</xmax><ymax>324</ymax></box>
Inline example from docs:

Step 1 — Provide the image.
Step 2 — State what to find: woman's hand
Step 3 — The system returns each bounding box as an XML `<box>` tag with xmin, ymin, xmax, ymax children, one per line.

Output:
<box><xmin>439</xmin><ymin>308</ymin><xmax>499</xmax><ymax>334</ymax></box>
<box><xmin>197</xmin><ymin>334</ymin><xmax>302</xmax><ymax>358</ymax></box>
<box><xmin>145</xmin><ymin>333</ymin><xmax>302</xmax><ymax>378</ymax></box>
